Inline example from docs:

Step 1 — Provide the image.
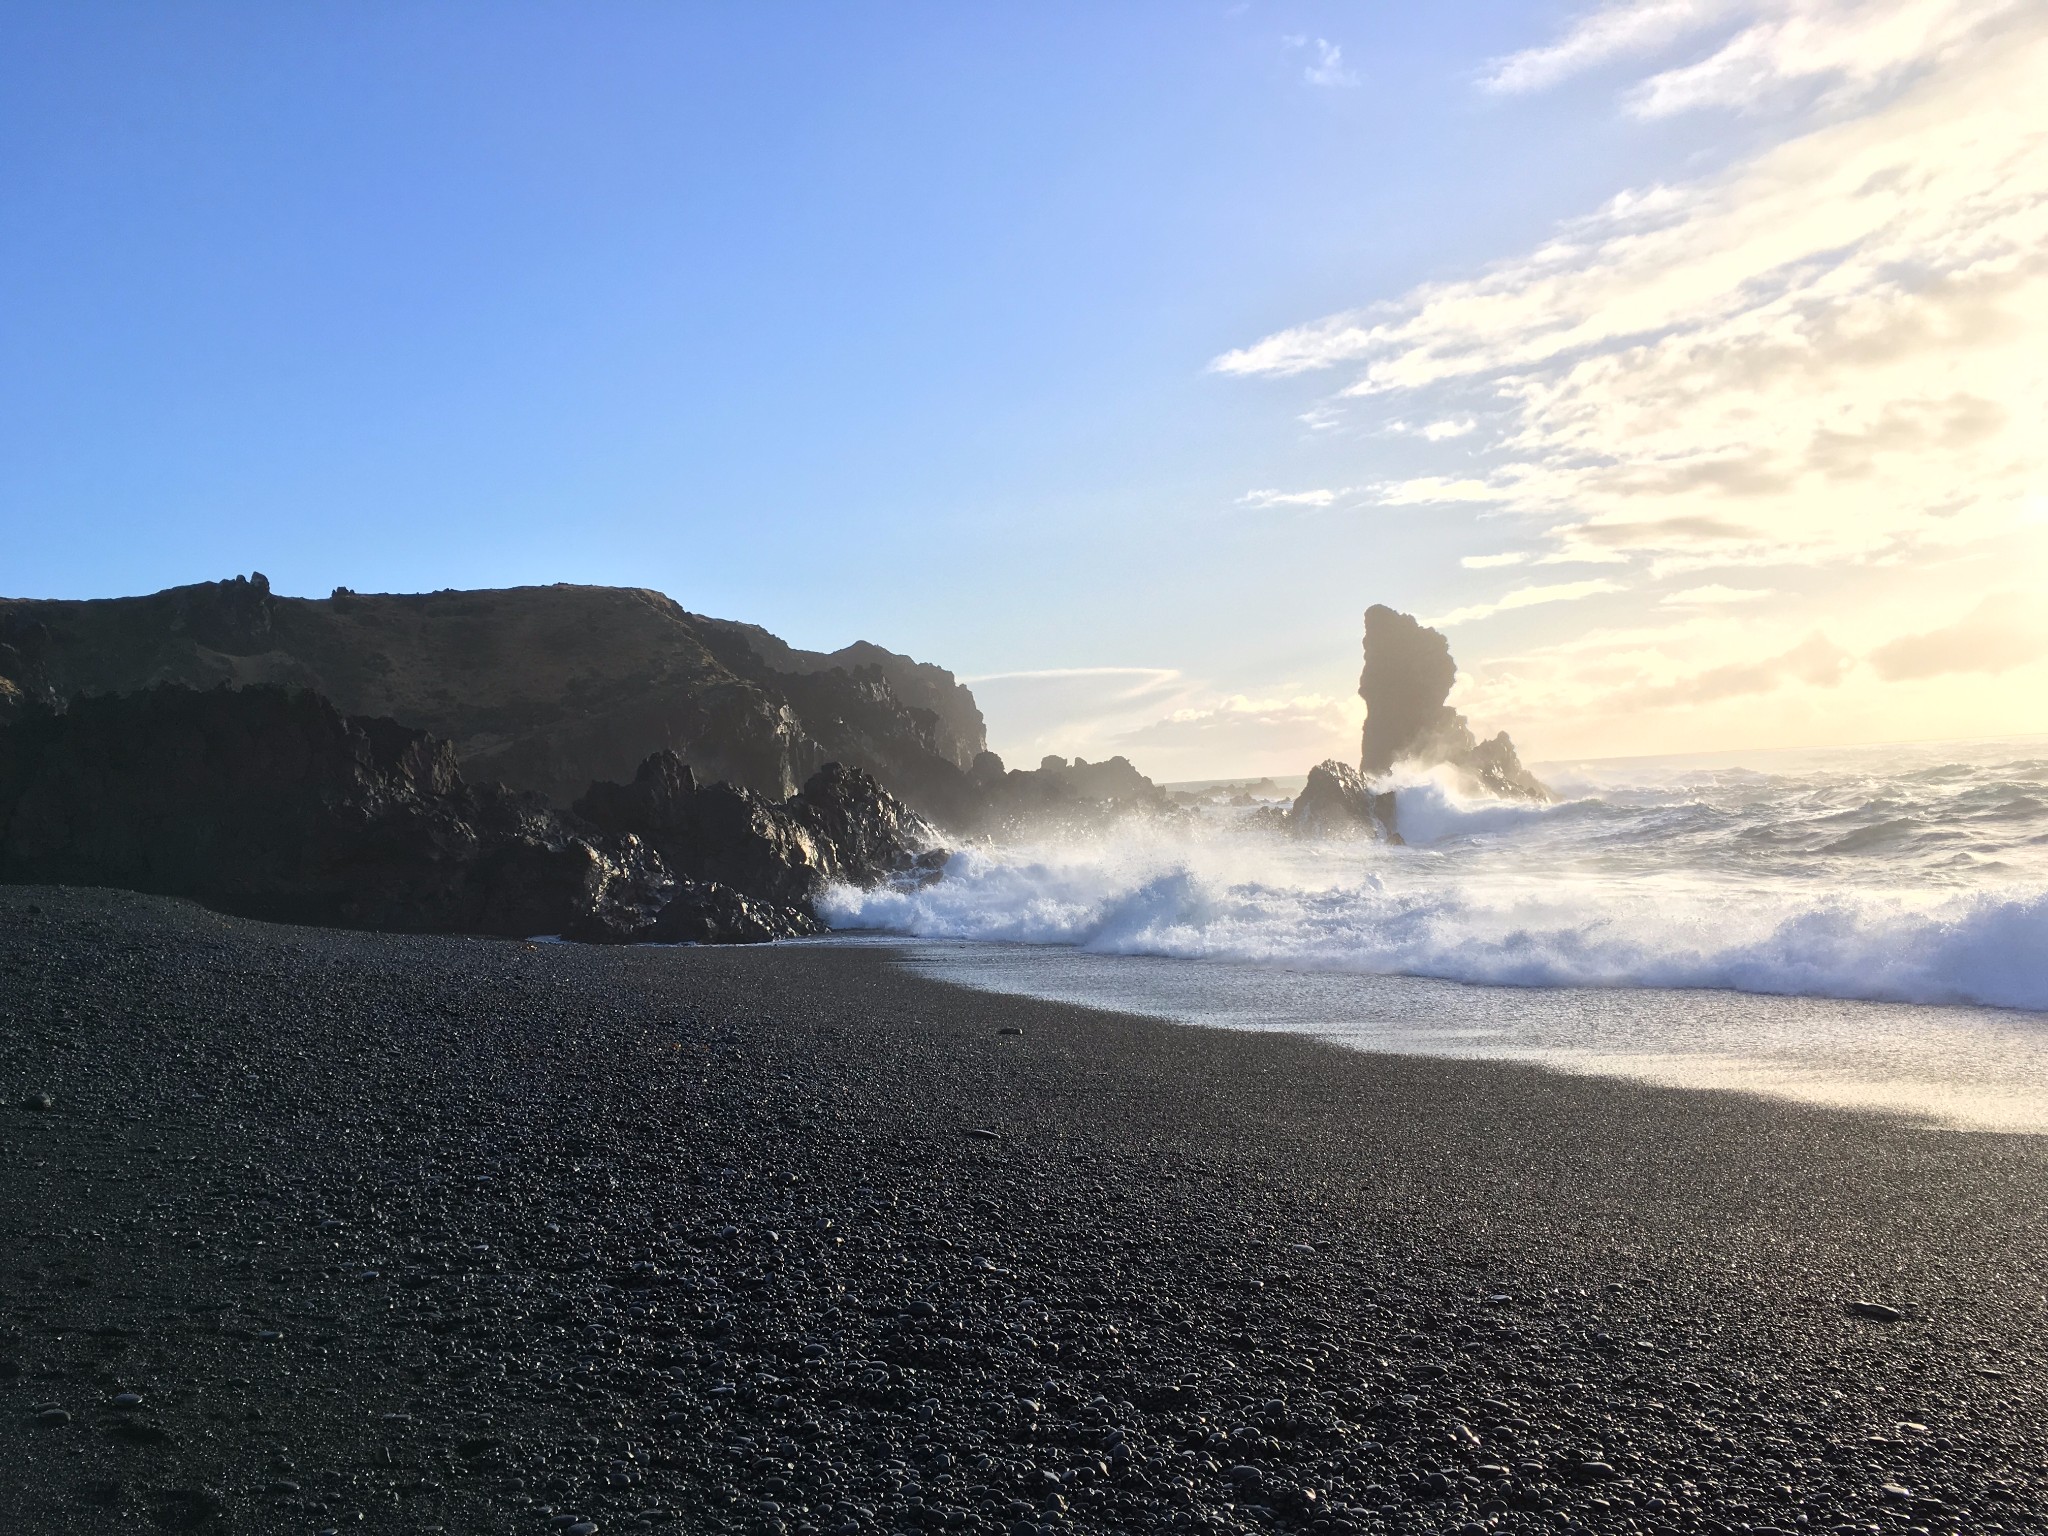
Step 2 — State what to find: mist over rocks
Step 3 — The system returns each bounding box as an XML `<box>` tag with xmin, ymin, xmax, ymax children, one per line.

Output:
<box><xmin>971</xmin><ymin>751</ymin><xmax>1179</xmax><ymax>832</ymax></box>
<box><xmin>1288</xmin><ymin>761</ymin><xmax>1397</xmax><ymax>841</ymax></box>
<box><xmin>1360</xmin><ymin>604</ymin><xmax>1549</xmax><ymax>802</ymax></box>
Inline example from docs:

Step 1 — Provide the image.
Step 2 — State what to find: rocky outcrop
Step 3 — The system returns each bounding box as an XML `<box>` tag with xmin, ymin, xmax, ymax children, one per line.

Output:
<box><xmin>1360</xmin><ymin>605</ymin><xmax>1548</xmax><ymax>801</ymax></box>
<box><xmin>697</xmin><ymin>620</ymin><xmax>988</xmax><ymax>773</ymax></box>
<box><xmin>566</xmin><ymin>879</ymin><xmax>822</xmax><ymax>947</ymax></box>
<box><xmin>0</xmin><ymin>684</ymin><xmax>940</xmax><ymax>945</ymax></box>
<box><xmin>791</xmin><ymin>761</ymin><xmax>938</xmax><ymax>887</ymax></box>
<box><xmin>0</xmin><ymin>684</ymin><xmax>673</xmax><ymax>938</ymax></box>
<box><xmin>967</xmin><ymin>752</ymin><xmax>1178</xmax><ymax>832</ymax></box>
<box><xmin>0</xmin><ymin>576</ymin><xmax>986</xmax><ymax>824</ymax></box>
<box><xmin>575</xmin><ymin>751</ymin><xmax>835</xmax><ymax>913</ymax></box>
<box><xmin>572</xmin><ymin>752</ymin><xmax>938</xmax><ymax>922</ymax></box>
<box><xmin>1287</xmin><ymin>761</ymin><xmax>1397</xmax><ymax>841</ymax></box>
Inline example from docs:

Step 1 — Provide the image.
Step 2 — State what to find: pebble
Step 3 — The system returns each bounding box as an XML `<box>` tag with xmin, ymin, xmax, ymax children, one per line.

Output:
<box><xmin>1847</xmin><ymin>1300</ymin><xmax>1905</xmax><ymax>1322</ymax></box>
<box><xmin>21</xmin><ymin>1090</ymin><xmax>56</xmax><ymax>1112</ymax></box>
<box><xmin>3</xmin><ymin>889</ymin><xmax>2041</xmax><ymax>1536</ymax></box>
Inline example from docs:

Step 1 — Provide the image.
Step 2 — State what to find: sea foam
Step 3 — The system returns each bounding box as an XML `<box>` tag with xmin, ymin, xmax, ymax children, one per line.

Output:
<box><xmin>821</xmin><ymin>744</ymin><xmax>2048</xmax><ymax>1013</ymax></box>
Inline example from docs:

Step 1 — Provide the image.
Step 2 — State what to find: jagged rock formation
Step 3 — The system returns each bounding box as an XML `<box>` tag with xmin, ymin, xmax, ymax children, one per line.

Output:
<box><xmin>1360</xmin><ymin>604</ymin><xmax>1548</xmax><ymax>801</ymax></box>
<box><xmin>0</xmin><ymin>575</ymin><xmax>986</xmax><ymax>824</ymax></box>
<box><xmin>966</xmin><ymin>751</ymin><xmax>1177</xmax><ymax>831</ymax></box>
<box><xmin>593</xmin><ymin>879</ymin><xmax>821</xmax><ymax>947</ymax></box>
<box><xmin>0</xmin><ymin>685</ymin><xmax>670</xmax><ymax>937</ymax></box>
<box><xmin>1287</xmin><ymin>761</ymin><xmax>1397</xmax><ymax>841</ymax></box>
<box><xmin>0</xmin><ymin>684</ymin><xmax>937</xmax><ymax>944</ymax></box>
<box><xmin>572</xmin><ymin>752</ymin><xmax>938</xmax><ymax>920</ymax></box>
<box><xmin>697</xmin><ymin>621</ymin><xmax>987</xmax><ymax>773</ymax></box>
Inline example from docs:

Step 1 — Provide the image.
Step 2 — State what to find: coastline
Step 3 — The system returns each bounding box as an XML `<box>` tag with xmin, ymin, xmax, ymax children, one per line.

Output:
<box><xmin>872</xmin><ymin>937</ymin><xmax>2048</xmax><ymax>1136</ymax></box>
<box><xmin>4</xmin><ymin>887</ymin><xmax>2044</xmax><ymax>1534</ymax></box>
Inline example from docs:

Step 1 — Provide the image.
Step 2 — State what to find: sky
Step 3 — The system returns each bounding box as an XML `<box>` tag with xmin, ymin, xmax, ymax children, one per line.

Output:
<box><xmin>4</xmin><ymin>1</ymin><xmax>2044</xmax><ymax>780</ymax></box>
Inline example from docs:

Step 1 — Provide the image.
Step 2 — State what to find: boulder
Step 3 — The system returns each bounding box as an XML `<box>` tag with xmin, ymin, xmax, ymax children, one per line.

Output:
<box><xmin>1287</xmin><ymin>761</ymin><xmax>1396</xmax><ymax>841</ymax></box>
<box><xmin>572</xmin><ymin>752</ymin><xmax>939</xmax><ymax>917</ymax></box>
<box><xmin>574</xmin><ymin>750</ymin><xmax>835</xmax><ymax>909</ymax></box>
<box><xmin>790</xmin><ymin>761</ymin><xmax>934</xmax><ymax>884</ymax></box>
<box><xmin>1360</xmin><ymin>605</ymin><xmax>1461</xmax><ymax>778</ymax></box>
<box><xmin>567</xmin><ymin>879</ymin><xmax>822</xmax><ymax>946</ymax></box>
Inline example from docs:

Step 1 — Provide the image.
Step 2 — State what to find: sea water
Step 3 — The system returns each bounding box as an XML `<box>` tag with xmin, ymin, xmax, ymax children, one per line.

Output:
<box><xmin>818</xmin><ymin>738</ymin><xmax>2048</xmax><ymax>1132</ymax></box>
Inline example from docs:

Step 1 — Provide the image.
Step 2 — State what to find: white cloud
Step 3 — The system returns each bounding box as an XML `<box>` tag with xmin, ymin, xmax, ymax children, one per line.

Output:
<box><xmin>1194</xmin><ymin>2</ymin><xmax>2048</xmax><ymax>760</ymax></box>
<box><xmin>1218</xmin><ymin>8</ymin><xmax>2048</xmax><ymax>581</ymax></box>
<box><xmin>975</xmin><ymin>664</ymin><xmax>1365</xmax><ymax>782</ymax></box>
<box><xmin>1662</xmin><ymin>583</ymin><xmax>1775</xmax><ymax>604</ymax></box>
<box><xmin>1389</xmin><ymin>417</ymin><xmax>1478</xmax><ymax>441</ymax></box>
<box><xmin>1482</xmin><ymin>0</ymin><xmax>1732</xmax><ymax>96</ymax></box>
<box><xmin>1428</xmin><ymin>579</ymin><xmax>1629</xmax><ymax>628</ymax></box>
<box><xmin>1462</xmin><ymin>552</ymin><xmax>1530</xmax><ymax>569</ymax></box>
<box><xmin>1293</xmin><ymin>37</ymin><xmax>1358</xmax><ymax>88</ymax></box>
<box><xmin>1484</xmin><ymin>0</ymin><xmax>2024</xmax><ymax>117</ymax></box>
<box><xmin>1237</xmin><ymin>487</ymin><xmax>1341</xmax><ymax>509</ymax></box>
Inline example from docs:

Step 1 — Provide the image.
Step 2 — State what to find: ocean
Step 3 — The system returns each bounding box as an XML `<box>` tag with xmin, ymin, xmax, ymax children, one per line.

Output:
<box><xmin>819</xmin><ymin>738</ymin><xmax>2048</xmax><ymax>1132</ymax></box>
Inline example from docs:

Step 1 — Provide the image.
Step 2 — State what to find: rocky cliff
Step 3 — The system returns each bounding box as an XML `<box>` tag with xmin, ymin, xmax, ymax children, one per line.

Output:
<box><xmin>0</xmin><ymin>575</ymin><xmax>986</xmax><ymax>824</ymax></box>
<box><xmin>0</xmin><ymin>684</ymin><xmax>671</xmax><ymax>937</ymax></box>
<box><xmin>0</xmin><ymin>684</ymin><xmax>935</xmax><ymax>943</ymax></box>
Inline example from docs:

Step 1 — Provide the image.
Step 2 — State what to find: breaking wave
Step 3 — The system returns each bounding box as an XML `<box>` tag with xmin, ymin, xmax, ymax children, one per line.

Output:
<box><xmin>822</xmin><ymin>743</ymin><xmax>2048</xmax><ymax>1013</ymax></box>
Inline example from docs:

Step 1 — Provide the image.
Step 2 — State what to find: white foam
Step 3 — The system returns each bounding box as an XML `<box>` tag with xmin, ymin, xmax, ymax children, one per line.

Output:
<box><xmin>823</xmin><ymin>744</ymin><xmax>2048</xmax><ymax>1013</ymax></box>
<box><xmin>1371</xmin><ymin>762</ymin><xmax>1568</xmax><ymax>846</ymax></box>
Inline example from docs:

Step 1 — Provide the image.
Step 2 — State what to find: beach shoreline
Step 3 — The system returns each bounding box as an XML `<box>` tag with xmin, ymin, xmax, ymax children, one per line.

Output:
<box><xmin>3</xmin><ymin>886</ymin><xmax>2043</xmax><ymax>1534</ymax></box>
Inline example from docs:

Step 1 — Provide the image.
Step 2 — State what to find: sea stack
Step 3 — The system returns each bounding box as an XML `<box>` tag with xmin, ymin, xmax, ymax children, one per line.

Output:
<box><xmin>1359</xmin><ymin>604</ymin><xmax>1549</xmax><ymax>800</ymax></box>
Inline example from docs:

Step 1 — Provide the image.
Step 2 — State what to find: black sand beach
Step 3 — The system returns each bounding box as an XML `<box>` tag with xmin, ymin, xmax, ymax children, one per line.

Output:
<box><xmin>3</xmin><ymin>887</ymin><xmax>2044</xmax><ymax>1535</ymax></box>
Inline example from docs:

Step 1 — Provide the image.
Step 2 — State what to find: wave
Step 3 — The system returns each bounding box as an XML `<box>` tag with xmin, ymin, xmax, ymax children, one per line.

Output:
<box><xmin>822</xmin><ymin>833</ymin><xmax>2048</xmax><ymax>1015</ymax></box>
<box><xmin>1369</xmin><ymin>765</ymin><xmax>1572</xmax><ymax>846</ymax></box>
<box><xmin>822</xmin><ymin>744</ymin><xmax>2048</xmax><ymax>1014</ymax></box>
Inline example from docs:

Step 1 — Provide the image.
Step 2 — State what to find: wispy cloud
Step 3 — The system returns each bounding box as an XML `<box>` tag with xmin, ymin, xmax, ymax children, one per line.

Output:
<box><xmin>1237</xmin><ymin>487</ymin><xmax>1341</xmax><ymax>509</ymax></box>
<box><xmin>1462</xmin><ymin>552</ymin><xmax>1530</xmax><ymax>569</ymax></box>
<box><xmin>1868</xmin><ymin>592</ymin><xmax>2046</xmax><ymax>679</ymax></box>
<box><xmin>1287</xmin><ymin>35</ymin><xmax>1359</xmax><ymax>88</ymax></box>
<box><xmin>1481</xmin><ymin>1</ymin><xmax>1731</xmax><ymax>96</ymax></box>
<box><xmin>1428</xmin><ymin>579</ymin><xmax>1628</xmax><ymax>628</ymax></box>
<box><xmin>1610</xmin><ymin>631</ymin><xmax>1851</xmax><ymax>708</ymax></box>
<box><xmin>1217</xmin><ymin>6</ymin><xmax>2048</xmax><ymax>580</ymax></box>
<box><xmin>1483</xmin><ymin>0</ymin><xmax>2024</xmax><ymax>116</ymax></box>
<box><xmin>1388</xmin><ymin>417</ymin><xmax>1478</xmax><ymax>441</ymax></box>
<box><xmin>1662</xmin><ymin>583</ymin><xmax>1775</xmax><ymax>605</ymax></box>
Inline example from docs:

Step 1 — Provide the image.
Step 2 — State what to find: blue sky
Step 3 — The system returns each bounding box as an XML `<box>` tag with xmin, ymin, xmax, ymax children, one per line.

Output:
<box><xmin>6</xmin><ymin>2</ymin><xmax>2044</xmax><ymax>776</ymax></box>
